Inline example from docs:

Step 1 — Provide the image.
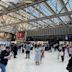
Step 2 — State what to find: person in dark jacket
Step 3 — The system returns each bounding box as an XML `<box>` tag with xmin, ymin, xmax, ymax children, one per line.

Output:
<box><xmin>66</xmin><ymin>56</ymin><xmax>72</xmax><ymax>72</ymax></box>
<box><xmin>12</xmin><ymin>44</ymin><xmax>18</xmax><ymax>58</ymax></box>
<box><xmin>0</xmin><ymin>46</ymin><xmax>11</xmax><ymax>72</ymax></box>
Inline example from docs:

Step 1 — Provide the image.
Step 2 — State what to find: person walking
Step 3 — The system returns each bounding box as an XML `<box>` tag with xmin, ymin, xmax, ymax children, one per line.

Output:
<box><xmin>0</xmin><ymin>46</ymin><xmax>11</xmax><ymax>72</ymax></box>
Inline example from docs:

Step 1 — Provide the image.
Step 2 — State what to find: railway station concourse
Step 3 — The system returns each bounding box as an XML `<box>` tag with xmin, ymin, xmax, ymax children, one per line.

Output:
<box><xmin>0</xmin><ymin>0</ymin><xmax>72</xmax><ymax>72</ymax></box>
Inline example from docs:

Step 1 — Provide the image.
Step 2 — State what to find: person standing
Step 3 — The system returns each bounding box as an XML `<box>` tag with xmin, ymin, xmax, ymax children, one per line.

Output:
<box><xmin>62</xmin><ymin>44</ymin><xmax>66</xmax><ymax>56</ymax></box>
<box><xmin>40</xmin><ymin>45</ymin><xmax>45</xmax><ymax>62</ymax></box>
<box><xmin>0</xmin><ymin>46</ymin><xmax>11</xmax><ymax>72</ymax></box>
<box><xmin>66</xmin><ymin>56</ymin><xmax>72</xmax><ymax>72</ymax></box>
<box><xmin>25</xmin><ymin>42</ymin><xmax>30</xmax><ymax>59</ymax></box>
<box><xmin>66</xmin><ymin>45</ymin><xmax>70</xmax><ymax>57</ymax></box>
<box><xmin>35</xmin><ymin>44</ymin><xmax>41</xmax><ymax>65</ymax></box>
<box><xmin>58</xmin><ymin>44</ymin><xmax>62</xmax><ymax>59</ymax></box>
<box><xmin>60</xmin><ymin>50</ymin><xmax>64</xmax><ymax>62</ymax></box>
<box><xmin>12</xmin><ymin>44</ymin><xmax>18</xmax><ymax>58</ymax></box>
<box><xmin>22</xmin><ymin>45</ymin><xmax>24</xmax><ymax>53</ymax></box>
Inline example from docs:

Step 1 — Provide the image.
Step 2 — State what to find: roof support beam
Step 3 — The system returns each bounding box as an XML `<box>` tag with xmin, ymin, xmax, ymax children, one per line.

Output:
<box><xmin>57</xmin><ymin>0</ymin><xmax>71</xmax><ymax>20</ymax></box>
<box><xmin>8</xmin><ymin>15</ymin><xmax>23</xmax><ymax>21</ymax></box>
<box><xmin>32</xmin><ymin>5</ymin><xmax>55</xmax><ymax>25</ymax></box>
<box><xmin>0</xmin><ymin>0</ymin><xmax>48</xmax><ymax>16</ymax></box>
<box><xmin>23</xmin><ymin>9</ymin><xmax>47</xmax><ymax>26</ymax></box>
<box><xmin>14</xmin><ymin>12</ymin><xmax>25</xmax><ymax>18</ymax></box>
<box><xmin>29</xmin><ymin>11</ymin><xmax>72</xmax><ymax>22</ymax></box>
<box><xmin>29</xmin><ymin>22</ymin><xmax>39</xmax><ymax>27</ymax></box>
<box><xmin>8</xmin><ymin>0</ymin><xmax>48</xmax><ymax>12</ymax></box>
<box><xmin>60</xmin><ymin>0</ymin><xmax>72</xmax><ymax>20</ymax></box>
<box><xmin>8</xmin><ymin>12</ymin><xmax>26</xmax><ymax>21</ymax></box>
<box><xmin>0</xmin><ymin>1</ymin><xmax>8</xmax><ymax>8</ymax></box>
<box><xmin>0</xmin><ymin>2</ymin><xmax>26</xmax><ymax>20</ymax></box>
<box><xmin>0</xmin><ymin>11</ymin><xmax>72</xmax><ymax>28</ymax></box>
<box><xmin>44</xmin><ymin>1</ymin><xmax>65</xmax><ymax>24</ymax></box>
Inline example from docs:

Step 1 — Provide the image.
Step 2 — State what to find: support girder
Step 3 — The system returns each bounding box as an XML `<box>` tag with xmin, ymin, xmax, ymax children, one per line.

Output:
<box><xmin>0</xmin><ymin>11</ymin><xmax>71</xmax><ymax>28</ymax></box>
<box><xmin>57</xmin><ymin>0</ymin><xmax>71</xmax><ymax>20</ymax></box>
<box><xmin>8</xmin><ymin>0</ymin><xmax>48</xmax><ymax>12</ymax></box>
<box><xmin>60</xmin><ymin>0</ymin><xmax>72</xmax><ymax>20</ymax></box>
<box><xmin>8</xmin><ymin>14</ymin><xmax>23</xmax><ymax>21</ymax></box>
<box><xmin>0</xmin><ymin>3</ymin><xmax>26</xmax><ymax>20</ymax></box>
<box><xmin>0</xmin><ymin>0</ymin><xmax>48</xmax><ymax>16</ymax></box>
<box><xmin>32</xmin><ymin>5</ymin><xmax>55</xmax><ymax>24</ymax></box>
<box><xmin>29</xmin><ymin>11</ymin><xmax>72</xmax><ymax>22</ymax></box>
<box><xmin>29</xmin><ymin>22</ymin><xmax>39</xmax><ymax>27</ymax></box>
<box><xmin>23</xmin><ymin>9</ymin><xmax>48</xmax><ymax>26</ymax></box>
<box><xmin>8</xmin><ymin>11</ymin><xmax>26</xmax><ymax>21</ymax></box>
<box><xmin>44</xmin><ymin>1</ymin><xmax>65</xmax><ymax>24</ymax></box>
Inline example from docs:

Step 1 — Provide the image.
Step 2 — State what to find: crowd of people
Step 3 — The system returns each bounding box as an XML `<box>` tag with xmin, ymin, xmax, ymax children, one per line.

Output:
<box><xmin>0</xmin><ymin>41</ymin><xmax>72</xmax><ymax>72</ymax></box>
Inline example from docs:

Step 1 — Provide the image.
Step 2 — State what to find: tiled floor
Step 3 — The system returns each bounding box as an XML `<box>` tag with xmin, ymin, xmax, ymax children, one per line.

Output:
<box><xmin>4</xmin><ymin>50</ymin><xmax>69</xmax><ymax>72</ymax></box>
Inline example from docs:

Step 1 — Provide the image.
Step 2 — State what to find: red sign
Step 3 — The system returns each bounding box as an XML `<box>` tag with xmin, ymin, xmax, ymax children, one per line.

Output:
<box><xmin>16</xmin><ymin>32</ymin><xmax>25</xmax><ymax>40</ymax></box>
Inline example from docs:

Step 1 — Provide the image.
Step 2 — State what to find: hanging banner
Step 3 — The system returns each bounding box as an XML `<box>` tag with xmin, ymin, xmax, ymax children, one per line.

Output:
<box><xmin>16</xmin><ymin>32</ymin><xmax>25</xmax><ymax>40</ymax></box>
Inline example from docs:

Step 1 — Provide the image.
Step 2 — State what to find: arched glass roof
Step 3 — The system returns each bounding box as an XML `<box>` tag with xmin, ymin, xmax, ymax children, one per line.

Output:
<box><xmin>0</xmin><ymin>0</ymin><xmax>72</xmax><ymax>33</ymax></box>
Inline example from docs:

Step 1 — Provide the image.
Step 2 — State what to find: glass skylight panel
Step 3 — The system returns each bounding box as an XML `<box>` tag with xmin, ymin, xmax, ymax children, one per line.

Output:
<box><xmin>29</xmin><ymin>22</ymin><xmax>38</xmax><ymax>27</ymax></box>
<box><xmin>46</xmin><ymin>0</ymin><xmax>57</xmax><ymax>13</ymax></box>
<box><xmin>2</xmin><ymin>0</ymin><xmax>19</xmax><ymax>4</ymax></box>
<box><xmin>18</xmin><ymin>10</ymin><xmax>27</xmax><ymax>17</ymax></box>
<box><xmin>43</xmin><ymin>20</ymin><xmax>53</xmax><ymax>25</ymax></box>
<box><xmin>31</xmin><ymin>6</ymin><xmax>43</xmax><ymax>17</ymax></box>
<box><xmin>36</xmin><ymin>3</ymin><xmax>52</xmax><ymax>16</ymax></box>
<box><xmin>63</xmin><ymin>0</ymin><xmax>68</xmax><ymax>4</ymax></box>
<box><xmin>28</xmin><ymin>15</ymin><xmax>35</xmax><ymax>19</ymax></box>
<box><xmin>60</xmin><ymin>16</ymin><xmax>71</xmax><ymax>22</ymax></box>
<box><xmin>28</xmin><ymin>25</ymin><xmax>36</xmax><ymax>30</ymax></box>
<box><xmin>63</xmin><ymin>0</ymin><xmax>72</xmax><ymax>11</ymax></box>
<box><xmin>57</xmin><ymin>0</ymin><xmax>70</xmax><ymax>13</ymax></box>
<box><xmin>67</xmin><ymin>0</ymin><xmax>72</xmax><ymax>11</ymax></box>
<box><xmin>43</xmin><ymin>20</ymin><xmax>48</xmax><ymax>23</ymax></box>
<box><xmin>51</xmin><ymin>18</ymin><xmax>61</xmax><ymax>24</ymax></box>
<box><xmin>43</xmin><ymin>19</ymin><xmax>53</xmax><ymax>25</ymax></box>
<box><xmin>37</xmin><ymin>21</ymin><xmax>45</xmax><ymax>25</ymax></box>
<box><xmin>5</xmin><ymin>2</ymin><xmax>14</xmax><ymax>6</ymax></box>
<box><xmin>11</xmin><ymin>12</ymin><xmax>24</xmax><ymax>20</ymax></box>
<box><xmin>56</xmin><ymin>3</ymin><xmax>62</xmax><ymax>13</ymax></box>
<box><xmin>17</xmin><ymin>10</ymin><xmax>35</xmax><ymax>19</ymax></box>
<box><xmin>66</xmin><ymin>4</ymin><xmax>71</xmax><ymax>11</ymax></box>
<box><xmin>32</xmin><ymin>21</ymin><xmax>41</xmax><ymax>27</ymax></box>
<box><xmin>43</xmin><ymin>20</ymin><xmax>53</xmax><ymax>26</ymax></box>
<box><xmin>25</xmin><ymin>6</ymin><xmax>41</xmax><ymax>18</ymax></box>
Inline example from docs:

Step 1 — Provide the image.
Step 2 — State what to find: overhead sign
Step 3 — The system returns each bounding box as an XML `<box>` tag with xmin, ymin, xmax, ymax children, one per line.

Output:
<box><xmin>16</xmin><ymin>32</ymin><xmax>25</xmax><ymax>40</ymax></box>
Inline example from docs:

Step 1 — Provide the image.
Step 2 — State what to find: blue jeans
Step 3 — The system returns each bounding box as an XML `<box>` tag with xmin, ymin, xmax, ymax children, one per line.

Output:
<box><xmin>0</xmin><ymin>63</ymin><xmax>6</xmax><ymax>72</ymax></box>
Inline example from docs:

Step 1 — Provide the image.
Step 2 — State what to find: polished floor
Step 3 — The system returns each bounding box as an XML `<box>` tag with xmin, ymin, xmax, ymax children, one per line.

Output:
<box><xmin>1</xmin><ymin>50</ymin><xmax>69</xmax><ymax>72</ymax></box>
